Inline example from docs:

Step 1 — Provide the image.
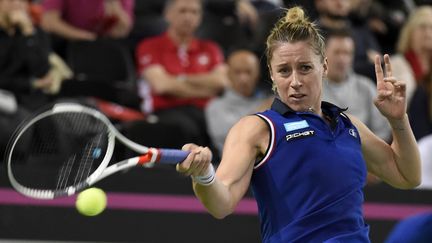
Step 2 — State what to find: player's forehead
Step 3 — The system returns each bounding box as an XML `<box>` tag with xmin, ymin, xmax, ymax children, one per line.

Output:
<box><xmin>271</xmin><ymin>42</ymin><xmax>320</xmax><ymax>66</ymax></box>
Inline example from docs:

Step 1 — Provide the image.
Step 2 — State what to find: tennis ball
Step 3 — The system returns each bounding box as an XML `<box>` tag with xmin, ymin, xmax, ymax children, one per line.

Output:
<box><xmin>75</xmin><ymin>187</ymin><xmax>107</xmax><ymax>216</ymax></box>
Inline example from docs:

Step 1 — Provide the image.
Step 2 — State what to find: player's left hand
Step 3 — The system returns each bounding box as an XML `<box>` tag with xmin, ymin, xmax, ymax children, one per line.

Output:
<box><xmin>373</xmin><ymin>54</ymin><xmax>407</xmax><ymax>121</ymax></box>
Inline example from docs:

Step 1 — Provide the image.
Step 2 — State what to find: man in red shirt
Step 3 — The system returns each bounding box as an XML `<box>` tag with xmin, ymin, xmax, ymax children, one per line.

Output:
<box><xmin>136</xmin><ymin>0</ymin><xmax>228</xmax><ymax>146</ymax></box>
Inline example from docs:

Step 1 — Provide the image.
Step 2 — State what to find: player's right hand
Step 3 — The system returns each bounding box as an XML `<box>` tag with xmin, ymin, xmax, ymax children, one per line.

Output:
<box><xmin>177</xmin><ymin>143</ymin><xmax>213</xmax><ymax>177</ymax></box>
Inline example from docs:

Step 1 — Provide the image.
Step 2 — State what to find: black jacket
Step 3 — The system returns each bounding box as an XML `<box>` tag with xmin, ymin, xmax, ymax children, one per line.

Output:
<box><xmin>0</xmin><ymin>27</ymin><xmax>50</xmax><ymax>93</ymax></box>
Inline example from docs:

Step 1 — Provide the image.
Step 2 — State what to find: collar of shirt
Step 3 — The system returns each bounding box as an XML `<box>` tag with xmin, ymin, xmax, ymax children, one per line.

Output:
<box><xmin>162</xmin><ymin>32</ymin><xmax>200</xmax><ymax>52</ymax></box>
<box><xmin>270</xmin><ymin>98</ymin><xmax>347</xmax><ymax>121</ymax></box>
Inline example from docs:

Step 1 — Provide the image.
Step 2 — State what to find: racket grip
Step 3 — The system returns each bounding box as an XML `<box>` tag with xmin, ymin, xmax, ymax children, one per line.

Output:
<box><xmin>158</xmin><ymin>149</ymin><xmax>189</xmax><ymax>164</ymax></box>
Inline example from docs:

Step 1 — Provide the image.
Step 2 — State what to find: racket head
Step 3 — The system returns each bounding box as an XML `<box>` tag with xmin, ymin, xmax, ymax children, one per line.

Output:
<box><xmin>5</xmin><ymin>103</ymin><xmax>115</xmax><ymax>199</ymax></box>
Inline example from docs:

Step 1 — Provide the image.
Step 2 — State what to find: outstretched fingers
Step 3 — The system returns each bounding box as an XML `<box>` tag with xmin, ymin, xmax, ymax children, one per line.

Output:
<box><xmin>384</xmin><ymin>54</ymin><xmax>392</xmax><ymax>78</ymax></box>
<box><xmin>374</xmin><ymin>55</ymin><xmax>384</xmax><ymax>84</ymax></box>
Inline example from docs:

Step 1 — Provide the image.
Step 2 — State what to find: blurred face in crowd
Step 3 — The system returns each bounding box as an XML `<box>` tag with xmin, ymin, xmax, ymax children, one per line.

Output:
<box><xmin>0</xmin><ymin>0</ymin><xmax>29</xmax><ymax>27</ymax></box>
<box><xmin>227</xmin><ymin>51</ymin><xmax>260</xmax><ymax>97</ymax></box>
<box><xmin>0</xmin><ymin>0</ymin><xmax>11</xmax><ymax>22</ymax></box>
<box><xmin>411</xmin><ymin>17</ymin><xmax>432</xmax><ymax>53</ymax></box>
<box><xmin>0</xmin><ymin>0</ymin><xmax>28</xmax><ymax>13</ymax></box>
<box><xmin>9</xmin><ymin>0</ymin><xmax>28</xmax><ymax>11</ymax></box>
<box><xmin>316</xmin><ymin>0</ymin><xmax>351</xmax><ymax>18</ymax></box>
<box><xmin>269</xmin><ymin>41</ymin><xmax>328</xmax><ymax>112</ymax></box>
<box><xmin>325</xmin><ymin>36</ymin><xmax>355</xmax><ymax>83</ymax></box>
<box><xmin>165</xmin><ymin>0</ymin><xmax>202</xmax><ymax>38</ymax></box>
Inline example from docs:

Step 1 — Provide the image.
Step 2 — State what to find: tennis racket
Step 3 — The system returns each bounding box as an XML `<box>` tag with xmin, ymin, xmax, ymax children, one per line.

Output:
<box><xmin>5</xmin><ymin>102</ymin><xmax>189</xmax><ymax>199</ymax></box>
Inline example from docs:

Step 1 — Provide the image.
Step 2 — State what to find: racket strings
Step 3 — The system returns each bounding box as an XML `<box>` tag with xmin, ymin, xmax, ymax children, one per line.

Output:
<box><xmin>73</xmin><ymin>133</ymin><xmax>104</xmax><ymax>186</ymax></box>
<box><xmin>51</xmin><ymin>113</ymin><xmax>84</xmax><ymax>191</ymax></box>
<box><xmin>54</xmin><ymin>112</ymin><xmax>108</xmax><ymax>190</ymax></box>
<box><xmin>56</xmin><ymin>154</ymin><xmax>76</xmax><ymax>190</ymax></box>
<box><xmin>10</xmin><ymin>111</ymin><xmax>110</xmax><ymax>192</ymax></box>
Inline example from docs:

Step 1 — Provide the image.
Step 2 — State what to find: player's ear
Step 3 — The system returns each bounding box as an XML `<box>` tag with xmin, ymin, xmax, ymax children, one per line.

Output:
<box><xmin>322</xmin><ymin>57</ymin><xmax>328</xmax><ymax>78</ymax></box>
<box><xmin>268</xmin><ymin>65</ymin><xmax>274</xmax><ymax>81</ymax></box>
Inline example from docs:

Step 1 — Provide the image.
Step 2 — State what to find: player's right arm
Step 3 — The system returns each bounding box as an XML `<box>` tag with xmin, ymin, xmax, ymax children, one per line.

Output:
<box><xmin>178</xmin><ymin>115</ymin><xmax>269</xmax><ymax>218</ymax></box>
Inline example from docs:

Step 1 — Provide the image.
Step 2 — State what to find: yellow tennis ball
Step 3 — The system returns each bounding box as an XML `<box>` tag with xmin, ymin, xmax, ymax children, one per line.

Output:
<box><xmin>75</xmin><ymin>187</ymin><xmax>107</xmax><ymax>216</ymax></box>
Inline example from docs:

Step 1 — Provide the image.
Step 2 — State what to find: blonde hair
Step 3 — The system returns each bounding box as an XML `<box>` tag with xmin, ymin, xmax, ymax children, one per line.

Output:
<box><xmin>265</xmin><ymin>6</ymin><xmax>325</xmax><ymax>68</ymax></box>
<box><xmin>396</xmin><ymin>6</ymin><xmax>432</xmax><ymax>53</ymax></box>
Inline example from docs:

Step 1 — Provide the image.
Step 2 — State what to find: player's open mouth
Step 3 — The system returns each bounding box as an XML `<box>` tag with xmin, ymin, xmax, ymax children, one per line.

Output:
<box><xmin>290</xmin><ymin>94</ymin><xmax>306</xmax><ymax>100</ymax></box>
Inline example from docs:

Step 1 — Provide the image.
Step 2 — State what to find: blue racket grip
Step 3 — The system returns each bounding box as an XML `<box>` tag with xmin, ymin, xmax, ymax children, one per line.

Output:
<box><xmin>158</xmin><ymin>149</ymin><xmax>190</xmax><ymax>164</ymax></box>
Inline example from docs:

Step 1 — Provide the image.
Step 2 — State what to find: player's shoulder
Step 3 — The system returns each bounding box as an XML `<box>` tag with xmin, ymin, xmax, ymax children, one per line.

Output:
<box><xmin>234</xmin><ymin>115</ymin><xmax>269</xmax><ymax>135</ymax></box>
<box><xmin>345</xmin><ymin>113</ymin><xmax>368</xmax><ymax>134</ymax></box>
<box><xmin>226</xmin><ymin>115</ymin><xmax>270</xmax><ymax>152</ymax></box>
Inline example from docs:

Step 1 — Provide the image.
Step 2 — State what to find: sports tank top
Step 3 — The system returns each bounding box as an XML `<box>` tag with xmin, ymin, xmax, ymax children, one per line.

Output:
<box><xmin>251</xmin><ymin>99</ymin><xmax>370</xmax><ymax>243</ymax></box>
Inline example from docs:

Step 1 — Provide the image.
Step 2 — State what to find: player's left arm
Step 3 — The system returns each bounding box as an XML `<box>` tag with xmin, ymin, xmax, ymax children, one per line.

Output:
<box><xmin>350</xmin><ymin>115</ymin><xmax>420</xmax><ymax>189</ymax></box>
<box><xmin>349</xmin><ymin>54</ymin><xmax>421</xmax><ymax>189</ymax></box>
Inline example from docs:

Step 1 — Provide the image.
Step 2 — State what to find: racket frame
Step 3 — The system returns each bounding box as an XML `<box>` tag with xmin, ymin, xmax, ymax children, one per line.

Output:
<box><xmin>6</xmin><ymin>103</ymin><xmax>152</xmax><ymax>199</ymax></box>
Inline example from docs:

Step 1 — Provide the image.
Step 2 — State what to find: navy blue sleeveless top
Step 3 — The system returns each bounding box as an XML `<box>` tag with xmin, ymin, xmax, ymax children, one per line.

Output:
<box><xmin>252</xmin><ymin>98</ymin><xmax>370</xmax><ymax>243</ymax></box>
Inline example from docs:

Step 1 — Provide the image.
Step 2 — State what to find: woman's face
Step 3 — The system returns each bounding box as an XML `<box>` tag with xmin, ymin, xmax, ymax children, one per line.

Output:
<box><xmin>411</xmin><ymin>19</ymin><xmax>432</xmax><ymax>52</ymax></box>
<box><xmin>269</xmin><ymin>41</ymin><xmax>327</xmax><ymax>112</ymax></box>
<box><xmin>0</xmin><ymin>0</ymin><xmax>29</xmax><ymax>23</ymax></box>
<box><xmin>0</xmin><ymin>0</ymin><xmax>10</xmax><ymax>19</ymax></box>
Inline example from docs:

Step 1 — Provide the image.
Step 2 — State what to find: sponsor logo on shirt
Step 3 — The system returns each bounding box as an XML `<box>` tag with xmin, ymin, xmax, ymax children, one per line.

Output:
<box><xmin>140</xmin><ymin>54</ymin><xmax>152</xmax><ymax>65</ymax></box>
<box><xmin>283</xmin><ymin>120</ymin><xmax>309</xmax><ymax>132</ymax></box>
<box><xmin>286</xmin><ymin>130</ymin><xmax>315</xmax><ymax>141</ymax></box>
<box><xmin>197</xmin><ymin>54</ymin><xmax>209</xmax><ymax>66</ymax></box>
<box><xmin>349</xmin><ymin>128</ymin><xmax>358</xmax><ymax>138</ymax></box>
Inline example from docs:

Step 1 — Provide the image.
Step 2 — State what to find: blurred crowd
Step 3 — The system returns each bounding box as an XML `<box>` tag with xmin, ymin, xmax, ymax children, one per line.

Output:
<box><xmin>1</xmin><ymin>0</ymin><xmax>432</xmax><ymax>181</ymax></box>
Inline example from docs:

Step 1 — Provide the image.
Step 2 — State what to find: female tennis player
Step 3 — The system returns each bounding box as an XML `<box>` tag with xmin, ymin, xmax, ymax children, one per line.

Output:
<box><xmin>177</xmin><ymin>6</ymin><xmax>421</xmax><ymax>242</ymax></box>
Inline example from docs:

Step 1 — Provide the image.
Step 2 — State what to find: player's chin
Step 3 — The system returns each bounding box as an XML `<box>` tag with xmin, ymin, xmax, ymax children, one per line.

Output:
<box><xmin>287</xmin><ymin>100</ymin><xmax>309</xmax><ymax>112</ymax></box>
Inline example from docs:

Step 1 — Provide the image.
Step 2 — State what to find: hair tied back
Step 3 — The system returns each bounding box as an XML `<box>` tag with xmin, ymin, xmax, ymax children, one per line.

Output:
<box><xmin>284</xmin><ymin>6</ymin><xmax>307</xmax><ymax>24</ymax></box>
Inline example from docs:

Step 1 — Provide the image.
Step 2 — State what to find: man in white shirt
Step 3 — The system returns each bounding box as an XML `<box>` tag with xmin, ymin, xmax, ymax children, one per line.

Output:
<box><xmin>205</xmin><ymin>50</ymin><xmax>271</xmax><ymax>155</ymax></box>
<box><xmin>322</xmin><ymin>28</ymin><xmax>390</xmax><ymax>141</ymax></box>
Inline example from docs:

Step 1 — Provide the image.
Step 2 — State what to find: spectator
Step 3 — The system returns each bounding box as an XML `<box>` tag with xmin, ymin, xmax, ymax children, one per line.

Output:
<box><xmin>196</xmin><ymin>1</ymin><xmax>282</xmax><ymax>88</ymax></box>
<box><xmin>391</xmin><ymin>6</ymin><xmax>432</xmax><ymax>105</ymax></box>
<box><xmin>322</xmin><ymin>28</ymin><xmax>390</xmax><ymax>141</ymax></box>
<box><xmin>205</xmin><ymin>50</ymin><xmax>272</xmax><ymax>156</ymax></box>
<box><xmin>41</xmin><ymin>0</ymin><xmax>134</xmax><ymax>40</ymax></box>
<box><xmin>41</xmin><ymin>0</ymin><xmax>134</xmax><ymax>56</ymax></box>
<box><xmin>315</xmin><ymin>0</ymin><xmax>382</xmax><ymax>80</ymax></box>
<box><xmin>0</xmin><ymin>0</ymin><xmax>58</xmax><ymax>156</ymax></box>
<box><xmin>200</xmin><ymin>0</ymin><xmax>280</xmax><ymax>56</ymax></box>
<box><xmin>135</xmin><ymin>0</ymin><xmax>227</xmax><ymax>146</ymax></box>
<box><xmin>363</xmin><ymin>0</ymin><xmax>410</xmax><ymax>54</ymax></box>
<box><xmin>408</xmin><ymin>69</ymin><xmax>432</xmax><ymax>140</ymax></box>
<box><xmin>127</xmin><ymin>1</ymin><xmax>166</xmax><ymax>51</ymax></box>
<box><xmin>0</xmin><ymin>0</ymin><xmax>57</xmax><ymax>107</ymax></box>
<box><xmin>205</xmin><ymin>0</ymin><xmax>282</xmax><ymax>30</ymax></box>
<box><xmin>417</xmin><ymin>134</ymin><xmax>432</xmax><ymax>189</ymax></box>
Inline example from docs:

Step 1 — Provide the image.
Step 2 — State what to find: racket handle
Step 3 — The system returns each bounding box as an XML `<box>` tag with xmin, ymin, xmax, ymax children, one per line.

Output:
<box><xmin>158</xmin><ymin>149</ymin><xmax>189</xmax><ymax>164</ymax></box>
